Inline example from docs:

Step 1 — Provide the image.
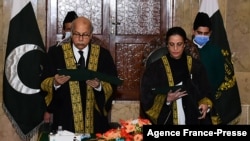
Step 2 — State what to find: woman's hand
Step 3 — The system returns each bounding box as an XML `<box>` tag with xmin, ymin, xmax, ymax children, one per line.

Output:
<box><xmin>166</xmin><ymin>88</ymin><xmax>188</xmax><ymax>103</ymax></box>
<box><xmin>198</xmin><ymin>104</ymin><xmax>210</xmax><ymax>119</ymax></box>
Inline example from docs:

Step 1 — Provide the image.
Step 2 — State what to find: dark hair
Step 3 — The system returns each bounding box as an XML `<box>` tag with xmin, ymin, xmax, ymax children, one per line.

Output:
<box><xmin>193</xmin><ymin>12</ymin><xmax>211</xmax><ymax>30</ymax></box>
<box><xmin>63</xmin><ymin>11</ymin><xmax>78</xmax><ymax>30</ymax></box>
<box><xmin>166</xmin><ymin>26</ymin><xmax>187</xmax><ymax>42</ymax></box>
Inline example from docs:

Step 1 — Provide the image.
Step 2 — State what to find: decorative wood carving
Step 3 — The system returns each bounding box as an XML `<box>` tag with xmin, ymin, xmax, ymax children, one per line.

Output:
<box><xmin>47</xmin><ymin>0</ymin><xmax>172</xmax><ymax>100</ymax></box>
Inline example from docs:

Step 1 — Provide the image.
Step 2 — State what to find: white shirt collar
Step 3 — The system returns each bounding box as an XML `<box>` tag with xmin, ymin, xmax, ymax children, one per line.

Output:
<box><xmin>72</xmin><ymin>44</ymin><xmax>89</xmax><ymax>60</ymax></box>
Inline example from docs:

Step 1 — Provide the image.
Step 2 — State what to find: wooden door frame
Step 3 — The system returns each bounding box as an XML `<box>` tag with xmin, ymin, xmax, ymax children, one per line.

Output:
<box><xmin>46</xmin><ymin>0</ymin><xmax>175</xmax><ymax>51</ymax></box>
<box><xmin>46</xmin><ymin>0</ymin><xmax>57</xmax><ymax>51</ymax></box>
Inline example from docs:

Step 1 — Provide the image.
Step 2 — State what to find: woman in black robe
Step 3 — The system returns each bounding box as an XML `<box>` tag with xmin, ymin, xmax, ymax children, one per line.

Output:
<box><xmin>140</xmin><ymin>27</ymin><xmax>213</xmax><ymax>125</ymax></box>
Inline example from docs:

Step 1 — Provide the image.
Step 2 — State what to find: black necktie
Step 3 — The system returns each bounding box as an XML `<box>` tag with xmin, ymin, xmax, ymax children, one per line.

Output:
<box><xmin>78</xmin><ymin>50</ymin><xmax>85</xmax><ymax>69</ymax></box>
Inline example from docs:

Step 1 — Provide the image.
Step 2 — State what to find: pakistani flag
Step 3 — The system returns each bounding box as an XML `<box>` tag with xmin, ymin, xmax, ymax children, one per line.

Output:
<box><xmin>3</xmin><ymin>1</ymin><xmax>47</xmax><ymax>140</ymax></box>
<box><xmin>198</xmin><ymin>0</ymin><xmax>241</xmax><ymax>124</ymax></box>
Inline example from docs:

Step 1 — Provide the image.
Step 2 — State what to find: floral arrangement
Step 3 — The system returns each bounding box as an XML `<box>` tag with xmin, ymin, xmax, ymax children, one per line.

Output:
<box><xmin>96</xmin><ymin>118</ymin><xmax>151</xmax><ymax>141</ymax></box>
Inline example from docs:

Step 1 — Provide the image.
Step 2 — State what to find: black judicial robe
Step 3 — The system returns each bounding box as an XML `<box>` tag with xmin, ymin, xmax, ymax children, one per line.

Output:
<box><xmin>140</xmin><ymin>53</ymin><xmax>212</xmax><ymax>125</ymax></box>
<box><xmin>41</xmin><ymin>43</ymin><xmax>117</xmax><ymax>133</ymax></box>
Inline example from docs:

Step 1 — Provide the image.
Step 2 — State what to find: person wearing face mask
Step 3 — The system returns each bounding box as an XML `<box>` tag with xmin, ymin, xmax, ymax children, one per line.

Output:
<box><xmin>57</xmin><ymin>11</ymin><xmax>78</xmax><ymax>46</ymax></box>
<box><xmin>192</xmin><ymin>12</ymin><xmax>225</xmax><ymax>125</ymax></box>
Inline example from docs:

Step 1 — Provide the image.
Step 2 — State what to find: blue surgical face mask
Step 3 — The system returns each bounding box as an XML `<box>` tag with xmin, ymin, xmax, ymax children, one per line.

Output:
<box><xmin>193</xmin><ymin>35</ymin><xmax>210</xmax><ymax>48</ymax></box>
<box><xmin>64</xmin><ymin>32</ymin><xmax>71</xmax><ymax>39</ymax></box>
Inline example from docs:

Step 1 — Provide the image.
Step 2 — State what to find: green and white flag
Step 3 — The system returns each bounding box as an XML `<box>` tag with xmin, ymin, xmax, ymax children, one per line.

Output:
<box><xmin>199</xmin><ymin>0</ymin><xmax>241</xmax><ymax>124</ymax></box>
<box><xmin>3</xmin><ymin>1</ymin><xmax>47</xmax><ymax>140</ymax></box>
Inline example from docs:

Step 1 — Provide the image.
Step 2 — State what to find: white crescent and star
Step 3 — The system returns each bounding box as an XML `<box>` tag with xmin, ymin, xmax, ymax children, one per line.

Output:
<box><xmin>5</xmin><ymin>44</ymin><xmax>44</xmax><ymax>95</ymax></box>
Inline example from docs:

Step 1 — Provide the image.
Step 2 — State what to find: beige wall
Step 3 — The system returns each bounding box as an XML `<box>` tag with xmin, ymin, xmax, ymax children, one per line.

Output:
<box><xmin>0</xmin><ymin>0</ymin><xmax>250</xmax><ymax>140</ymax></box>
<box><xmin>0</xmin><ymin>0</ymin><xmax>47</xmax><ymax>140</ymax></box>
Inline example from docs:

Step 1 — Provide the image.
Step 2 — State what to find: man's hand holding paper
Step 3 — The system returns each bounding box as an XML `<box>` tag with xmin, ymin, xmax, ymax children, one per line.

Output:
<box><xmin>57</xmin><ymin>68</ymin><xmax>123</xmax><ymax>86</ymax></box>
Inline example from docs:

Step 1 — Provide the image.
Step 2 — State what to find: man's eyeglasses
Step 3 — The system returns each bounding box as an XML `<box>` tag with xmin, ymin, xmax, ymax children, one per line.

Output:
<box><xmin>72</xmin><ymin>32</ymin><xmax>91</xmax><ymax>39</ymax></box>
<box><xmin>168</xmin><ymin>42</ymin><xmax>184</xmax><ymax>48</ymax></box>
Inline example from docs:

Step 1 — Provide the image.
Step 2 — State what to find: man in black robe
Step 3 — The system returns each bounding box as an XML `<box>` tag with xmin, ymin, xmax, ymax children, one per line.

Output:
<box><xmin>41</xmin><ymin>16</ymin><xmax>117</xmax><ymax>133</ymax></box>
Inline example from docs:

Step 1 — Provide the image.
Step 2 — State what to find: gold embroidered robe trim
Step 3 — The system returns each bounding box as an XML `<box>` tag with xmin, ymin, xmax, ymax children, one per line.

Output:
<box><xmin>62</xmin><ymin>43</ymin><xmax>84</xmax><ymax>133</ymax></box>
<box><xmin>144</xmin><ymin>55</ymin><xmax>194</xmax><ymax>124</ymax></box>
<box><xmin>145</xmin><ymin>94</ymin><xmax>167</xmax><ymax>124</ymax></box>
<box><xmin>162</xmin><ymin>55</ymin><xmax>192</xmax><ymax>125</ymax></box>
<box><xmin>85</xmin><ymin>44</ymin><xmax>101</xmax><ymax>133</ymax></box>
<box><xmin>161</xmin><ymin>56</ymin><xmax>177</xmax><ymax>125</ymax></box>
<box><xmin>211</xmin><ymin>115</ymin><xmax>222</xmax><ymax>125</ymax></box>
<box><xmin>187</xmin><ymin>56</ymin><xmax>192</xmax><ymax>75</ymax></box>
<box><xmin>60</xmin><ymin>43</ymin><xmax>114</xmax><ymax>132</ymax></box>
<box><xmin>87</xmin><ymin>44</ymin><xmax>114</xmax><ymax>118</ymax></box>
<box><xmin>198</xmin><ymin>97</ymin><xmax>213</xmax><ymax>108</ymax></box>
<box><xmin>101</xmin><ymin>81</ymin><xmax>113</xmax><ymax>116</ymax></box>
<box><xmin>41</xmin><ymin>77</ymin><xmax>54</xmax><ymax>106</ymax></box>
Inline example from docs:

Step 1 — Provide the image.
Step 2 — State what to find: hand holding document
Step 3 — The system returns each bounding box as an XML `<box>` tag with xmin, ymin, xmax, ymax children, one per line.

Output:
<box><xmin>151</xmin><ymin>82</ymin><xmax>184</xmax><ymax>94</ymax></box>
<box><xmin>58</xmin><ymin>69</ymin><xmax>123</xmax><ymax>86</ymax></box>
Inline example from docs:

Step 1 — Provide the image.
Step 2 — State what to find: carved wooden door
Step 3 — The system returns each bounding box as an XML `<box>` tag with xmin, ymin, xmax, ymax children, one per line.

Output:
<box><xmin>46</xmin><ymin>0</ymin><xmax>173</xmax><ymax>100</ymax></box>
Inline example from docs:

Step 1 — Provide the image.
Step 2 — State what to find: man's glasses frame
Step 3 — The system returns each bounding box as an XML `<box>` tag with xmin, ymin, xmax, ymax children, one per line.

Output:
<box><xmin>72</xmin><ymin>32</ymin><xmax>92</xmax><ymax>39</ymax></box>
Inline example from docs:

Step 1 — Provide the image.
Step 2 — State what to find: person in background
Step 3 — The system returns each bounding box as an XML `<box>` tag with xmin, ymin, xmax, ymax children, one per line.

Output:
<box><xmin>140</xmin><ymin>26</ymin><xmax>213</xmax><ymax>125</ymax></box>
<box><xmin>43</xmin><ymin>11</ymin><xmax>78</xmax><ymax>125</ymax></box>
<box><xmin>58</xmin><ymin>11</ymin><xmax>78</xmax><ymax>45</ymax></box>
<box><xmin>41</xmin><ymin>16</ymin><xmax>118</xmax><ymax>133</ymax></box>
<box><xmin>192</xmin><ymin>12</ymin><xmax>226</xmax><ymax>125</ymax></box>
